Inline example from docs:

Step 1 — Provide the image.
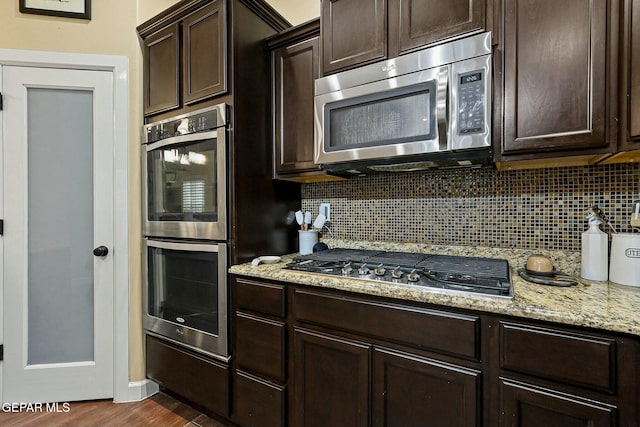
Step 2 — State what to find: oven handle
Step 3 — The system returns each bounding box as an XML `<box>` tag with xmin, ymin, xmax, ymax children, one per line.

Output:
<box><xmin>145</xmin><ymin>129</ymin><xmax>221</xmax><ymax>151</ymax></box>
<box><xmin>146</xmin><ymin>239</ymin><xmax>224</xmax><ymax>253</ymax></box>
<box><xmin>435</xmin><ymin>65</ymin><xmax>449</xmax><ymax>151</ymax></box>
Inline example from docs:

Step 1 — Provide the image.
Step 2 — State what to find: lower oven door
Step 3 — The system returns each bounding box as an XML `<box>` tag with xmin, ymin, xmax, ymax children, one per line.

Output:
<box><xmin>143</xmin><ymin>238</ymin><xmax>228</xmax><ymax>360</ymax></box>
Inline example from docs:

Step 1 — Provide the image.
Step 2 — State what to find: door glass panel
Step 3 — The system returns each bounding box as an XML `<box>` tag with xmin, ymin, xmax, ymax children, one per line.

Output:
<box><xmin>27</xmin><ymin>88</ymin><xmax>94</xmax><ymax>365</ymax></box>
<box><xmin>146</xmin><ymin>139</ymin><xmax>218</xmax><ymax>222</ymax></box>
<box><xmin>148</xmin><ymin>245</ymin><xmax>220</xmax><ymax>335</ymax></box>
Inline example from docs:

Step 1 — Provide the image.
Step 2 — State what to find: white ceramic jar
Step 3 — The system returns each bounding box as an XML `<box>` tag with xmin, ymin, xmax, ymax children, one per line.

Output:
<box><xmin>609</xmin><ymin>233</ymin><xmax>640</xmax><ymax>287</ymax></box>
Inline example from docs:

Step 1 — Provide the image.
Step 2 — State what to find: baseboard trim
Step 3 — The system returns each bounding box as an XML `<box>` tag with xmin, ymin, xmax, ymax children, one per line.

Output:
<box><xmin>117</xmin><ymin>379</ymin><xmax>159</xmax><ymax>403</ymax></box>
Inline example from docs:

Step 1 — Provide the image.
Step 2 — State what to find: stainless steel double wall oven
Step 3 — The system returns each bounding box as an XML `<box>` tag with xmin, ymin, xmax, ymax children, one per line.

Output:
<box><xmin>142</xmin><ymin>104</ymin><xmax>229</xmax><ymax>360</ymax></box>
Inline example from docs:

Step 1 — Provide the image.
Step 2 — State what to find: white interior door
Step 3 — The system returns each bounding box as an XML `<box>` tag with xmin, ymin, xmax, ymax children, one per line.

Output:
<box><xmin>1</xmin><ymin>65</ymin><xmax>114</xmax><ymax>403</ymax></box>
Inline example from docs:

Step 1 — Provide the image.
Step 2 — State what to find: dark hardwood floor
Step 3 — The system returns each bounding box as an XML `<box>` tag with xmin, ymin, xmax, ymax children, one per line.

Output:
<box><xmin>0</xmin><ymin>392</ymin><xmax>230</xmax><ymax>427</ymax></box>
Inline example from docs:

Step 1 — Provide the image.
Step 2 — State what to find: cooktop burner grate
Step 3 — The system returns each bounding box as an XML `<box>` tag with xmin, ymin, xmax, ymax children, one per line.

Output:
<box><xmin>286</xmin><ymin>248</ymin><xmax>513</xmax><ymax>298</ymax></box>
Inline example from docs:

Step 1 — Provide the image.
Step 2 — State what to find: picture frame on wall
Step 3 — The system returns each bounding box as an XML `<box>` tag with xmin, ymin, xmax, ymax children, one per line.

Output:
<box><xmin>19</xmin><ymin>0</ymin><xmax>91</xmax><ymax>20</ymax></box>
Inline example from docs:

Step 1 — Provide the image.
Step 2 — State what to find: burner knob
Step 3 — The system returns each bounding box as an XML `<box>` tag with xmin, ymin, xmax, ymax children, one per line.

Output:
<box><xmin>374</xmin><ymin>264</ymin><xmax>386</xmax><ymax>276</ymax></box>
<box><xmin>358</xmin><ymin>263</ymin><xmax>370</xmax><ymax>275</ymax></box>
<box><xmin>341</xmin><ymin>262</ymin><xmax>353</xmax><ymax>276</ymax></box>
<box><xmin>391</xmin><ymin>266</ymin><xmax>403</xmax><ymax>279</ymax></box>
<box><xmin>407</xmin><ymin>269</ymin><xmax>420</xmax><ymax>282</ymax></box>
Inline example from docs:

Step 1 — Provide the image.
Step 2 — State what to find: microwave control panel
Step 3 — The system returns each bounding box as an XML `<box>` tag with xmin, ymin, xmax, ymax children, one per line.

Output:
<box><xmin>457</xmin><ymin>70</ymin><xmax>485</xmax><ymax>135</ymax></box>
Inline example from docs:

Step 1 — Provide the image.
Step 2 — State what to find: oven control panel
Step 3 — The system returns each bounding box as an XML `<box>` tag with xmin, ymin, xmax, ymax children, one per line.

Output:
<box><xmin>144</xmin><ymin>104</ymin><xmax>227</xmax><ymax>144</ymax></box>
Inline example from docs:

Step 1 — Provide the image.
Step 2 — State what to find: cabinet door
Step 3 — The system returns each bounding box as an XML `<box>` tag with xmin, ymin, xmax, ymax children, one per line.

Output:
<box><xmin>143</xmin><ymin>24</ymin><xmax>180</xmax><ymax>115</ymax></box>
<box><xmin>372</xmin><ymin>347</ymin><xmax>480</xmax><ymax>427</ymax></box>
<box><xmin>501</xmin><ymin>0</ymin><xmax>610</xmax><ymax>155</ymax></box>
<box><xmin>182</xmin><ymin>0</ymin><xmax>227</xmax><ymax>105</ymax></box>
<box><xmin>294</xmin><ymin>328</ymin><xmax>370</xmax><ymax>427</ymax></box>
<box><xmin>145</xmin><ymin>335</ymin><xmax>229</xmax><ymax>417</ymax></box>
<box><xmin>628</xmin><ymin>0</ymin><xmax>640</xmax><ymax>142</ymax></box>
<box><xmin>274</xmin><ymin>36</ymin><xmax>321</xmax><ymax>175</ymax></box>
<box><xmin>388</xmin><ymin>0</ymin><xmax>485</xmax><ymax>57</ymax></box>
<box><xmin>321</xmin><ymin>0</ymin><xmax>387</xmax><ymax>75</ymax></box>
<box><xmin>499</xmin><ymin>379</ymin><xmax>616</xmax><ymax>427</ymax></box>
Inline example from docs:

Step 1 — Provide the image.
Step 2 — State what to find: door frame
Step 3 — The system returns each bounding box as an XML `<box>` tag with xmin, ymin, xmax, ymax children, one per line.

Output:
<box><xmin>0</xmin><ymin>48</ymin><xmax>138</xmax><ymax>403</ymax></box>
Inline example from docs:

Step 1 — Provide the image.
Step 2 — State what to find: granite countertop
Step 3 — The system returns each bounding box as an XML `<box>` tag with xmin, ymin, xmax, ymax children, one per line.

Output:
<box><xmin>229</xmin><ymin>239</ymin><xmax>640</xmax><ymax>337</ymax></box>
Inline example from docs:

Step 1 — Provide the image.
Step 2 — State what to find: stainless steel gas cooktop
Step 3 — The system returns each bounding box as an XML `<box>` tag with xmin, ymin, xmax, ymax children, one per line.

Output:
<box><xmin>286</xmin><ymin>248</ymin><xmax>513</xmax><ymax>298</ymax></box>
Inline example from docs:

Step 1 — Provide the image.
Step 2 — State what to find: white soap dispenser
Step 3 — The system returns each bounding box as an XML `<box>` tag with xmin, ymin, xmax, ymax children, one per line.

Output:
<box><xmin>581</xmin><ymin>213</ymin><xmax>608</xmax><ymax>281</ymax></box>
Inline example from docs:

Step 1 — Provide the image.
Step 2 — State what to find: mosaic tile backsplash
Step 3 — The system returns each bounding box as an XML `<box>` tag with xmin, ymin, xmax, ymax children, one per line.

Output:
<box><xmin>301</xmin><ymin>163</ymin><xmax>640</xmax><ymax>251</ymax></box>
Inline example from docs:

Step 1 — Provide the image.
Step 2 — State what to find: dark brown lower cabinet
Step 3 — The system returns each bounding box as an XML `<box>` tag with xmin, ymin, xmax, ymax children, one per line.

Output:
<box><xmin>499</xmin><ymin>378</ymin><xmax>617</xmax><ymax>427</ymax></box>
<box><xmin>294</xmin><ymin>327</ymin><xmax>371</xmax><ymax>427</ymax></box>
<box><xmin>234</xmin><ymin>370</ymin><xmax>285</xmax><ymax>427</ymax></box>
<box><xmin>372</xmin><ymin>347</ymin><xmax>480</xmax><ymax>427</ymax></box>
<box><xmin>229</xmin><ymin>275</ymin><xmax>640</xmax><ymax>427</ymax></box>
<box><xmin>145</xmin><ymin>335</ymin><xmax>229</xmax><ymax>417</ymax></box>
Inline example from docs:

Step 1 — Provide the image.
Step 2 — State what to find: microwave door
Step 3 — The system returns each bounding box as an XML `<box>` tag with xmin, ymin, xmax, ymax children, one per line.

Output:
<box><xmin>315</xmin><ymin>65</ymin><xmax>449</xmax><ymax>166</ymax></box>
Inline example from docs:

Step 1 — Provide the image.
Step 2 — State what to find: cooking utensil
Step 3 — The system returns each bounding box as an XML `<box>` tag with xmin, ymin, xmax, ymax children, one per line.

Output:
<box><xmin>304</xmin><ymin>211</ymin><xmax>312</xmax><ymax>230</ymax></box>
<box><xmin>632</xmin><ymin>200</ymin><xmax>640</xmax><ymax>228</ymax></box>
<box><xmin>295</xmin><ymin>210</ymin><xmax>304</xmax><ymax>229</ymax></box>
<box><xmin>313</xmin><ymin>213</ymin><xmax>326</xmax><ymax>231</ymax></box>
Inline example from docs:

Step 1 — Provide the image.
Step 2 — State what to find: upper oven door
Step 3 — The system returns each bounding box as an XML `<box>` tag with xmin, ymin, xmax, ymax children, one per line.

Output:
<box><xmin>314</xmin><ymin>65</ymin><xmax>449</xmax><ymax>166</ymax></box>
<box><xmin>143</xmin><ymin>127</ymin><xmax>227</xmax><ymax>240</ymax></box>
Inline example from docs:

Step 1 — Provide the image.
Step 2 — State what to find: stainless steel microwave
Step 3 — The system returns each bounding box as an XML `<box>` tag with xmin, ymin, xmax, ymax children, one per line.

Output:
<box><xmin>314</xmin><ymin>32</ymin><xmax>492</xmax><ymax>175</ymax></box>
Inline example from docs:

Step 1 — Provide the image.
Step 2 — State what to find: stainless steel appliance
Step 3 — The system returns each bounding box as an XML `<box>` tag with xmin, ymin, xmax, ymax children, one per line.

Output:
<box><xmin>286</xmin><ymin>248</ymin><xmax>513</xmax><ymax>298</ymax></box>
<box><xmin>143</xmin><ymin>104</ymin><xmax>227</xmax><ymax>240</ymax></box>
<box><xmin>142</xmin><ymin>104</ymin><xmax>230</xmax><ymax>360</ymax></box>
<box><xmin>315</xmin><ymin>32</ymin><xmax>492</xmax><ymax>175</ymax></box>
<box><xmin>143</xmin><ymin>238</ymin><xmax>228</xmax><ymax>360</ymax></box>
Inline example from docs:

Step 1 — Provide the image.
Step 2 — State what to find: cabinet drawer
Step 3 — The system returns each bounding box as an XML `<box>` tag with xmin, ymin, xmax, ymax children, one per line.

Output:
<box><xmin>294</xmin><ymin>289</ymin><xmax>480</xmax><ymax>360</ymax></box>
<box><xmin>499</xmin><ymin>378</ymin><xmax>617</xmax><ymax>426</ymax></box>
<box><xmin>500</xmin><ymin>322</ymin><xmax>616</xmax><ymax>392</ymax></box>
<box><xmin>234</xmin><ymin>370</ymin><xmax>285</xmax><ymax>427</ymax></box>
<box><xmin>234</xmin><ymin>278</ymin><xmax>285</xmax><ymax>317</ymax></box>
<box><xmin>235</xmin><ymin>312</ymin><xmax>286</xmax><ymax>382</ymax></box>
<box><xmin>145</xmin><ymin>335</ymin><xmax>229</xmax><ymax>416</ymax></box>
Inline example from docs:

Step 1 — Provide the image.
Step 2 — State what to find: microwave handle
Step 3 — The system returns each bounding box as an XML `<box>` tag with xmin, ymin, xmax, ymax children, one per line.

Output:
<box><xmin>436</xmin><ymin>66</ymin><xmax>449</xmax><ymax>151</ymax></box>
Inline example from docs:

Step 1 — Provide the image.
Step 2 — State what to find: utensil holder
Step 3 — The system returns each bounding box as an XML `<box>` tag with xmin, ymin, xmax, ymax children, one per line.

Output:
<box><xmin>299</xmin><ymin>230</ymin><xmax>318</xmax><ymax>255</ymax></box>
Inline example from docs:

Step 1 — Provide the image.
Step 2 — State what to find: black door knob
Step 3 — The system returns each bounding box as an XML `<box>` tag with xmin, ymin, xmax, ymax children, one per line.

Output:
<box><xmin>93</xmin><ymin>246</ymin><xmax>109</xmax><ymax>257</ymax></box>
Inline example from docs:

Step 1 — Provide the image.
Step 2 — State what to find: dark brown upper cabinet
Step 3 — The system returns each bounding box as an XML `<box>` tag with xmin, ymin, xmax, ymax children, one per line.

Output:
<box><xmin>321</xmin><ymin>0</ymin><xmax>387</xmax><ymax>75</ymax></box>
<box><xmin>496</xmin><ymin>0</ymin><xmax>618</xmax><ymax>164</ymax></box>
<box><xmin>140</xmin><ymin>0</ymin><xmax>227</xmax><ymax>116</ymax></box>
<box><xmin>182</xmin><ymin>1</ymin><xmax>226</xmax><ymax>105</ymax></box>
<box><xmin>619</xmin><ymin>0</ymin><xmax>640</xmax><ymax>149</ymax></box>
<box><xmin>321</xmin><ymin>0</ymin><xmax>489</xmax><ymax>75</ymax></box>
<box><xmin>387</xmin><ymin>0</ymin><xmax>486</xmax><ymax>57</ymax></box>
<box><xmin>269</xmin><ymin>19</ymin><xmax>344</xmax><ymax>182</ymax></box>
<box><xmin>143</xmin><ymin>24</ymin><xmax>180</xmax><ymax>115</ymax></box>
